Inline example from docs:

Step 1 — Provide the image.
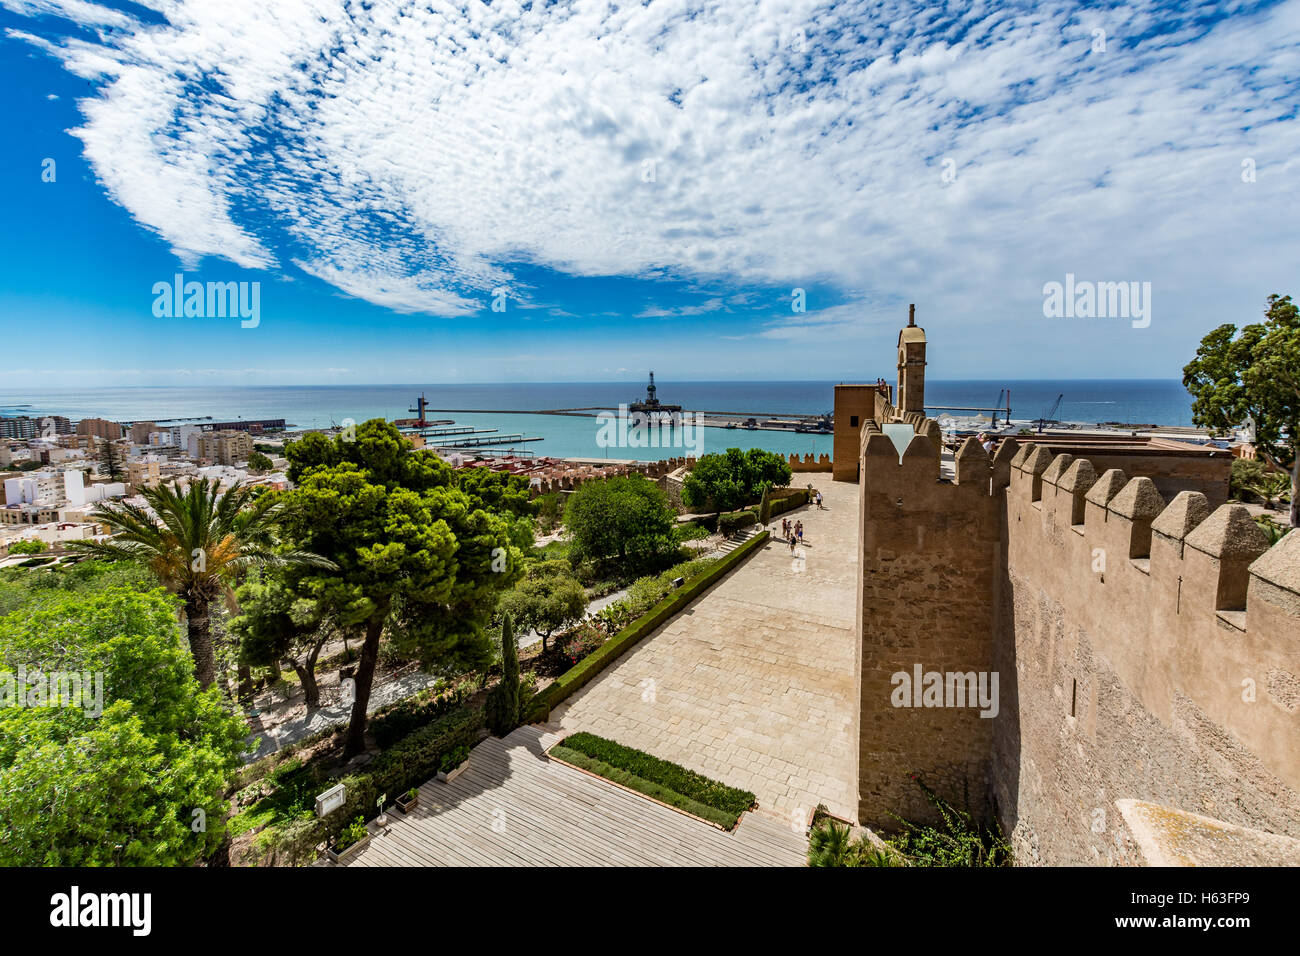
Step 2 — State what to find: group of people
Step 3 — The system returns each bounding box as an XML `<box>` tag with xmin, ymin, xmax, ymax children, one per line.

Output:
<box><xmin>781</xmin><ymin>517</ymin><xmax>804</xmax><ymax>550</ymax></box>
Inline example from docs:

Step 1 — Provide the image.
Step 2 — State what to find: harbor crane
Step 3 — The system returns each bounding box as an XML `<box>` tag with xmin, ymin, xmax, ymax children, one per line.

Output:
<box><xmin>1036</xmin><ymin>394</ymin><xmax>1064</xmax><ymax>433</ymax></box>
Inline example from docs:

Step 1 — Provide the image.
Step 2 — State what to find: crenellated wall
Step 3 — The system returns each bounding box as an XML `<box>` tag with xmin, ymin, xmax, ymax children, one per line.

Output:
<box><xmin>788</xmin><ymin>452</ymin><xmax>832</xmax><ymax>472</ymax></box>
<box><xmin>854</xmin><ymin>426</ymin><xmax>1300</xmax><ymax>863</ymax></box>
<box><xmin>994</xmin><ymin>443</ymin><xmax>1300</xmax><ymax>863</ymax></box>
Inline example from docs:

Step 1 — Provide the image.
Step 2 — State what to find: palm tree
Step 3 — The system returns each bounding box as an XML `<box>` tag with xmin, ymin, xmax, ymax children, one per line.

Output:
<box><xmin>70</xmin><ymin>479</ymin><xmax>334</xmax><ymax>689</ymax></box>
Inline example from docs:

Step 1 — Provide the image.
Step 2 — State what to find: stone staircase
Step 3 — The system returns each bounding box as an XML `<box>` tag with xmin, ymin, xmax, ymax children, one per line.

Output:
<box><xmin>717</xmin><ymin>526</ymin><xmax>761</xmax><ymax>554</ymax></box>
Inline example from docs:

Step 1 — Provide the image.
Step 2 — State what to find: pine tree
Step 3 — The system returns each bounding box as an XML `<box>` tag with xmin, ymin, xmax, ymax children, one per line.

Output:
<box><xmin>99</xmin><ymin>439</ymin><xmax>122</xmax><ymax>482</ymax></box>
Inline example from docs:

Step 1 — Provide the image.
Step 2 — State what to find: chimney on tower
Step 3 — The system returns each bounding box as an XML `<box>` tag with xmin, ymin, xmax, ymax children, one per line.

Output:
<box><xmin>908</xmin><ymin>303</ymin><xmax>916</xmax><ymax>327</ymax></box>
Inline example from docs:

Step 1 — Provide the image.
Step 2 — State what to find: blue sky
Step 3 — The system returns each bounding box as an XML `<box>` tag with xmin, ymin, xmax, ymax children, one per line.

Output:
<box><xmin>1</xmin><ymin>0</ymin><xmax>1297</xmax><ymax>387</ymax></box>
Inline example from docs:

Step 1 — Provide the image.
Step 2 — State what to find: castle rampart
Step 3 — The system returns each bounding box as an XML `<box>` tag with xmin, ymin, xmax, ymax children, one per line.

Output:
<box><xmin>855</xmin><ymin>420</ymin><xmax>1300</xmax><ymax>863</ymax></box>
<box><xmin>993</xmin><ymin>443</ymin><xmax>1300</xmax><ymax>862</ymax></box>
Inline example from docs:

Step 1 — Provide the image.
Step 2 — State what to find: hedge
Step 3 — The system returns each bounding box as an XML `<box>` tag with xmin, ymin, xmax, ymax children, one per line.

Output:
<box><xmin>718</xmin><ymin>509</ymin><xmax>758</xmax><ymax>534</ymax></box>
<box><xmin>370</xmin><ymin>684</ymin><xmax>470</xmax><ymax>749</ymax></box>
<box><xmin>558</xmin><ymin>732</ymin><xmax>755</xmax><ymax>819</ymax></box>
<box><xmin>253</xmin><ymin>706</ymin><xmax>485</xmax><ymax>865</ymax></box>
<box><xmin>550</xmin><ymin>746</ymin><xmax>741</xmax><ymax>829</ymax></box>
<box><xmin>528</xmin><ymin>530</ymin><xmax>769</xmax><ymax>720</ymax></box>
<box><xmin>769</xmin><ymin>488</ymin><xmax>809</xmax><ymax>517</ymax></box>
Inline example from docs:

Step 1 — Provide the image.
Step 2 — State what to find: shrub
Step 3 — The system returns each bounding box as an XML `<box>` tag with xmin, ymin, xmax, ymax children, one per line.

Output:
<box><xmin>718</xmin><ymin>509</ymin><xmax>758</xmax><ymax>535</ymax></box>
<box><xmin>769</xmin><ymin>488</ymin><xmax>809</xmax><ymax>518</ymax></box>
<box><xmin>252</xmin><ymin>706</ymin><xmax>485</xmax><ymax>864</ymax></box>
<box><xmin>626</xmin><ymin>574</ymin><xmax>672</xmax><ymax>612</ymax></box>
<box><xmin>673</xmin><ymin>521</ymin><xmax>709</xmax><ymax>542</ymax></box>
<box><xmin>807</xmin><ymin>813</ymin><xmax>901</xmax><ymax>867</ymax></box>
<box><xmin>556</xmin><ymin>621</ymin><xmax>606</xmax><ymax>667</ymax></box>
<box><xmin>555</xmin><ymin>732</ymin><xmax>755</xmax><ymax>826</ymax></box>
<box><xmin>335</xmin><ymin>816</ymin><xmax>368</xmax><ymax>851</ymax></box>
<box><xmin>370</xmin><ymin>682</ymin><xmax>470</xmax><ymax>749</ymax></box>
<box><xmin>439</xmin><ymin>744</ymin><xmax>470</xmax><ymax>773</ymax></box>
<box><xmin>880</xmin><ymin>778</ymin><xmax>1013</xmax><ymax>867</ymax></box>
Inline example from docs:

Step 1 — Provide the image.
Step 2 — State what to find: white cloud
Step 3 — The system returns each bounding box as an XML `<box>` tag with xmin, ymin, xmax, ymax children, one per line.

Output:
<box><xmin>6</xmin><ymin>0</ymin><xmax>1299</xmax><ymax>342</ymax></box>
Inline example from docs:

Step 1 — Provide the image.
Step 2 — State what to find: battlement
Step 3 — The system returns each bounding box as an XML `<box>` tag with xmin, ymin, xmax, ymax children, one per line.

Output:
<box><xmin>788</xmin><ymin>452</ymin><xmax>832</xmax><ymax>472</ymax></box>
<box><xmin>527</xmin><ymin>456</ymin><xmax>695</xmax><ymax>496</ymax></box>
<box><xmin>849</xmin><ymin>311</ymin><xmax>1298</xmax><ymax>863</ymax></box>
<box><xmin>1006</xmin><ymin>442</ymin><xmax>1300</xmax><ymax>808</ymax></box>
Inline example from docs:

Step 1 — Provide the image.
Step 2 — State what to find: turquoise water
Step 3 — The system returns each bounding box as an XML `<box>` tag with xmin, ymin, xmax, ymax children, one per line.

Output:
<box><xmin>0</xmin><ymin>379</ymin><xmax>1196</xmax><ymax>462</ymax></box>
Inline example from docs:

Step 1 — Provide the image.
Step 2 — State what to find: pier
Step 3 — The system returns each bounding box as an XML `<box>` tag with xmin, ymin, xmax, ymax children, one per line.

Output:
<box><xmin>432</xmin><ymin>433</ymin><xmax>543</xmax><ymax>449</ymax></box>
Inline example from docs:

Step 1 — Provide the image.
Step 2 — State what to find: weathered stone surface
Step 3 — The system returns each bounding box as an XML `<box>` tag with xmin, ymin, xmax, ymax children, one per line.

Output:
<box><xmin>1151</xmin><ymin>490</ymin><xmax>1210</xmax><ymax>541</ymax></box>
<box><xmin>1085</xmin><ymin>467</ymin><xmax>1128</xmax><ymax>507</ymax></box>
<box><xmin>1249</xmin><ymin>521</ymin><xmax>1300</xmax><ymax>590</ymax></box>
<box><xmin>1058</xmin><ymin>458</ymin><xmax>1097</xmax><ymax>495</ymax></box>
<box><xmin>1022</xmin><ymin>445</ymin><xmax>1055</xmax><ymax>476</ymax></box>
<box><xmin>1185</xmin><ymin>503</ymin><xmax>1270</xmax><ymax>559</ymax></box>
<box><xmin>1042</xmin><ymin>453</ymin><xmax>1074</xmax><ymax>486</ymax></box>
<box><xmin>1118</xmin><ymin>800</ymin><xmax>1300</xmax><ymax>866</ymax></box>
<box><xmin>1108</xmin><ymin>476</ymin><xmax>1165</xmax><ymax>520</ymax></box>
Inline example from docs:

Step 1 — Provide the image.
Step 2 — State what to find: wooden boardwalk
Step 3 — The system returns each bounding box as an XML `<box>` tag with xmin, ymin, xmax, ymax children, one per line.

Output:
<box><xmin>339</xmin><ymin>725</ymin><xmax>807</xmax><ymax>867</ymax></box>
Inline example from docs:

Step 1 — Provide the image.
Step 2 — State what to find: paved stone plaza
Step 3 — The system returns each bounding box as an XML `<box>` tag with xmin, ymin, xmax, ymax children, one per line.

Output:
<box><xmin>554</xmin><ymin>479</ymin><xmax>859</xmax><ymax>825</ymax></box>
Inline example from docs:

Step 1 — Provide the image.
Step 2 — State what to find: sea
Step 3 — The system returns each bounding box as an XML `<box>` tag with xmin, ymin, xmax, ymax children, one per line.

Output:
<box><xmin>0</xmin><ymin>380</ymin><xmax>1197</xmax><ymax>463</ymax></box>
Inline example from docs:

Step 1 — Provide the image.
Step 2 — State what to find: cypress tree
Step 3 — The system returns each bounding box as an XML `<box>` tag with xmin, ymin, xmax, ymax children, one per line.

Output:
<box><xmin>487</xmin><ymin>614</ymin><xmax>520</xmax><ymax>736</ymax></box>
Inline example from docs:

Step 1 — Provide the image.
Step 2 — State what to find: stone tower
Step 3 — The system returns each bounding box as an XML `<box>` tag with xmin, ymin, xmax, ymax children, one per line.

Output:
<box><xmin>896</xmin><ymin>304</ymin><xmax>927</xmax><ymax>415</ymax></box>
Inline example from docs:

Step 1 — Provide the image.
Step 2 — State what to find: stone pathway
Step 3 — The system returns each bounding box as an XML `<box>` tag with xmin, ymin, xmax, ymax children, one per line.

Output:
<box><xmin>243</xmin><ymin>668</ymin><xmax>443</xmax><ymax>762</ymax></box>
<box><xmin>554</xmin><ymin>479</ymin><xmax>859</xmax><ymax>825</ymax></box>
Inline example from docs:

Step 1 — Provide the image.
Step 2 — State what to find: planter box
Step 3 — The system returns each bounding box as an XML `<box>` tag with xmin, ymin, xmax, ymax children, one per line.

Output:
<box><xmin>325</xmin><ymin>832</ymin><xmax>370</xmax><ymax>865</ymax></box>
<box><xmin>396</xmin><ymin>792</ymin><xmax>419</xmax><ymax>813</ymax></box>
<box><xmin>437</xmin><ymin>759</ymin><xmax>469</xmax><ymax>783</ymax></box>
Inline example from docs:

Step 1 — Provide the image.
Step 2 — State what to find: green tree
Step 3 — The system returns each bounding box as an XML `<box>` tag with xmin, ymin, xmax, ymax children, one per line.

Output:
<box><xmin>68</xmin><ymin>479</ymin><xmax>333</xmax><ymax>688</ymax></box>
<box><xmin>681</xmin><ymin>448</ymin><xmax>792</xmax><ymax>512</ymax></box>
<box><xmin>8</xmin><ymin>539</ymin><xmax>45</xmax><ymax>555</ymax></box>
<box><xmin>455</xmin><ymin>466</ymin><xmax>533</xmax><ymax>518</ymax></box>
<box><xmin>281</xmin><ymin>420</ymin><xmax>523</xmax><ymax>758</ymax></box>
<box><xmin>497</xmin><ymin>562</ymin><xmax>587</xmax><ymax>653</ymax></box>
<box><xmin>98</xmin><ymin>439</ymin><xmax>123</xmax><ymax>482</ymax></box>
<box><xmin>486</xmin><ymin>614</ymin><xmax>520</xmax><ymax>736</ymax></box>
<box><xmin>564</xmin><ymin>474</ymin><xmax>676</xmax><ymax>569</ymax></box>
<box><xmin>247</xmin><ymin>450</ymin><xmax>274</xmax><ymax>472</ymax></box>
<box><xmin>1183</xmin><ymin>294</ymin><xmax>1300</xmax><ymax>526</ymax></box>
<box><xmin>229</xmin><ymin>571</ymin><xmax>337</xmax><ymax>710</ymax></box>
<box><xmin>0</xmin><ymin>588</ymin><xmax>247</xmax><ymax>865</ymax></box>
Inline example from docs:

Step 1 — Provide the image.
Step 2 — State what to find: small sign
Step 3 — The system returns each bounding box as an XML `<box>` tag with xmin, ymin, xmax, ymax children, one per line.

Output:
<box><xmin>315</xmin><ymin>783</ymin><xmax>345</xmax><ymax>818</ymax></box>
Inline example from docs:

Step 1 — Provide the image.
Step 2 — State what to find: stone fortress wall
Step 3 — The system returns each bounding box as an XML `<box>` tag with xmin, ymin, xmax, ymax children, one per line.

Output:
<box><xmin>846</xmin><ymin>308</ymin><xmax>1300</xmax><ymax>865</ymax></box>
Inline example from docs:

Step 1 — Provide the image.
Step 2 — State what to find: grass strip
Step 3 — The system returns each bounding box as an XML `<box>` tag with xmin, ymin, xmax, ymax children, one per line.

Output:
<box><xmin>558</xmin><ymin>732</ymin><xmax>756</xmax><ymax>819</ymax></box>
<box><xmin>549</xmin><ymin>745</ymin><xmax>741</xmax><ymax>830</ymax></box>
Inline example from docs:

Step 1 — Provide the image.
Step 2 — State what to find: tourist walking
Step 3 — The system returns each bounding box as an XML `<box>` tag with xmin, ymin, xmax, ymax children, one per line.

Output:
<box><xmin>796</xmin><ymin>521</ymin><xmax>804</xmax><ymax>545</ymax></box>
